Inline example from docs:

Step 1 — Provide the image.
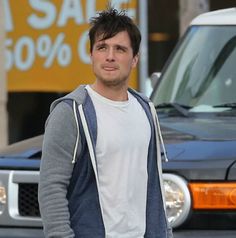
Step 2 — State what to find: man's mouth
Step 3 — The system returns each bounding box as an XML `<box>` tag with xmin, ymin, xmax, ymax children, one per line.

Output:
<box><xmin>102</xmin><ymin>65</ymin><xmax>118</xmax><ymax>71</ymax></box>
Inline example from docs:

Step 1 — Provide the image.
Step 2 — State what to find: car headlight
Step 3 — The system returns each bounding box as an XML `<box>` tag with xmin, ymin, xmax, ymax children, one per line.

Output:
<box><xmin>163</xmin><ymin>173</ymin><xmax>191</xmax><ymax>228</ymax></box>
<box><xmin>0</xmin><ymin>184</ymin><xmax>6</xmax><ymax>215</ymax></box>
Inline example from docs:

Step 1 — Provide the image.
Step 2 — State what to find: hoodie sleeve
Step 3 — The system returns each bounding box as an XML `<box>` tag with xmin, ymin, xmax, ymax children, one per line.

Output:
<box><xmin>38</xmin><ymin>101</ymin><xmax>78</xmax><ymax>238</ymax></box>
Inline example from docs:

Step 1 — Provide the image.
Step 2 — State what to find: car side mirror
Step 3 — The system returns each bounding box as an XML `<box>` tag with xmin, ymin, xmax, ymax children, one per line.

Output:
<box><xmin>150</xmin><ymin>72</ymin><xmax>161</xmax><ymax>88</ymax></box>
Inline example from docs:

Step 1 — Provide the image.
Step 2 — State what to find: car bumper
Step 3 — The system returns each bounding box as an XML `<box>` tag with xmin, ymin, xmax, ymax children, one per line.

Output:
<box><xmin>174</xmin><ymin>230</ymin><xmax>236</xmax><ymax>238</ymax></box>
<box><xmin>0</xmin><ymin>228</ymin><xmax>44</xmax><ymax>238</ymax></box>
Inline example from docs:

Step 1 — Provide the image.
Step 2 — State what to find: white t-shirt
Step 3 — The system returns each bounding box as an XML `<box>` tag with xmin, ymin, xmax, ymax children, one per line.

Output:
<box><xmin>86</xmin><ymin>86</ymin><xmax>151</xmax><ymax>238</ymax></box>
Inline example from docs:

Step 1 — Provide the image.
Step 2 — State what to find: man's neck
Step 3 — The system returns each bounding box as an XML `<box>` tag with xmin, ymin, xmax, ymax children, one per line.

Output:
<box><xmin>91</xmin><ymin>82</ymin><xmax>129</xmax><ymax>101</ymax></box>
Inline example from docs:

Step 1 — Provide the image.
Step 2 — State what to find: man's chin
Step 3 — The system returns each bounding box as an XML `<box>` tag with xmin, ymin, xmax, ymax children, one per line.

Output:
<box><xmin>99</xmin><ymin>77</ymin><xmax>126</xmax><ymax>87</ymax></box>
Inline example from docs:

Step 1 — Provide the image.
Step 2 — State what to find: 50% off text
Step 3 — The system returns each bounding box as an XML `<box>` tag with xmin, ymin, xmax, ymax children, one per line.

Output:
<box><xmin>5</xmin><ymin>33</ymin><xmax>72</xmax><ymax>71</ymax></box>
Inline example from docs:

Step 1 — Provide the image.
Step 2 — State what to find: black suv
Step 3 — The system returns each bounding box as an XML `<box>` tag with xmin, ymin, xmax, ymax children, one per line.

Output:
<box><xmin>0</xmin><ymin>7</ymin><xmax>236</xmax><ymax>238</ymax></box>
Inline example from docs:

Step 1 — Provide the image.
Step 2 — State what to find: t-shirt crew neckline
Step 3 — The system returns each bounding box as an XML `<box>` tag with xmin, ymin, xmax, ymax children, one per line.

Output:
<box><xmin>86</xmin><ymin>85</ymin><xmax>130</xmax><ymax>107</ymax></box>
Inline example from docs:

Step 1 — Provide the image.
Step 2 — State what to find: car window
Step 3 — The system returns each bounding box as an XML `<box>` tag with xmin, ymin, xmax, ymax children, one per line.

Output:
<box><xmin>152</xmin><ymin>25</ymin><xmax>236</xmax><ymax>111</ymax></box>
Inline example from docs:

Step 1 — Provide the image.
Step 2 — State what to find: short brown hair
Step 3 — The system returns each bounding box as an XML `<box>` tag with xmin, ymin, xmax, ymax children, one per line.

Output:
<box><xmin>89</xmin><ymin>7</ymin><xmax>141</xmax><ymax>56</ymax></box>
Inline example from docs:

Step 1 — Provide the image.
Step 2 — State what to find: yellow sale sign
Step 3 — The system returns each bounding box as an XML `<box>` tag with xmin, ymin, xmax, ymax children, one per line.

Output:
<box><xmin>4</xmin><ymin>0</ymin><xmax>138</xmax><ymax>92</ymax></box>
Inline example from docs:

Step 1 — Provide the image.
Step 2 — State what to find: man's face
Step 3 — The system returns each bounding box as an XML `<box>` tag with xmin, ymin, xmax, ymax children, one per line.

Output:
<box><xmin>90</xmin><ymin>31</ymin><xmax>138</xmax><ymax>88</ymax></box>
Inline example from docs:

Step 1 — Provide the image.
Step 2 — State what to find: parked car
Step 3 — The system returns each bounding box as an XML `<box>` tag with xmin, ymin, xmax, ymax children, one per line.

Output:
<box><xmin>0</xmin><ymin>7</ymin><xmax>236</xmax><ymax>238</ymax></box>
<box><xmin>151</xmin><ymin>7</ymin><xmax>236</xmax><ymax>238</ymax></box>
<box><xmin>0</xmin><ymin>135</ymin><xmax>43</xmax><ymax>237</ymax></box>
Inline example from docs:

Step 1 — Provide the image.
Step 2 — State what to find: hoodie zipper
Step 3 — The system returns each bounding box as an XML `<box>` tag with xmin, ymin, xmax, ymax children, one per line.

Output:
<box><xmin>77</xmin><ymin>104</ymin><xmax>106</xmax><ymax>233</ymax></box>
<box><xmin>149</xmin><ymin>102</ymin><xmax>169</xmax><ymax>217</ymax></box>
<box><xmin>149</xmin><ymin>102</ymin><xmax>168</xmax><ymax>162</ymax></box>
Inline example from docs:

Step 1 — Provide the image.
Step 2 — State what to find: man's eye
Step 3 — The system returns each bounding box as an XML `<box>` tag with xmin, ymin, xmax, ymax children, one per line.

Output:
<box><xmin>97</xmin><ymin>45</ymin><xmax>106</xmax><ymax>51</ymax></box>
<box><xmin>116</xmin><ymin>47</ymin><xmax>126</xmax><ymax>52</ymax></box>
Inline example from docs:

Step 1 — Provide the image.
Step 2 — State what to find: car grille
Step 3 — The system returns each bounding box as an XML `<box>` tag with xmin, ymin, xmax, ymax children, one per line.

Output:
<box><xmin>18</xmin><ymin>183</ymin><xmax>40</xmax><ymax>217</ymax></box>
<box><xmin>0</xmin><ymin>170</ymin><xmax>42</xmax><ymax>227</ymax></box>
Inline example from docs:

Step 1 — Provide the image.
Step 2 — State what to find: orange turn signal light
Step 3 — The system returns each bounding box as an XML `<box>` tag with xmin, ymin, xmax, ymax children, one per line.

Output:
<box><xmin>189</xmin><ymin>182</ymin><xmax>236</xmax><ymax>210</ymax></box>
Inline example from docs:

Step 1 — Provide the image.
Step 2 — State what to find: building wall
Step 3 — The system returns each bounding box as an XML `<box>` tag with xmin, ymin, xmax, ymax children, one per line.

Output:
<box><xmin>0</xmin><ymin>1</ymin><xmax>8</xmax><ymax>148</ymax></box>
<box><xmin>179</xmin><ymin>0</ymin><xmax>209</xmax><ymax>36</ymax></box>
<box><xmin>148</xmin><ymin>0</ymin><xmax>179</xmax><ymax>74</ymax></box>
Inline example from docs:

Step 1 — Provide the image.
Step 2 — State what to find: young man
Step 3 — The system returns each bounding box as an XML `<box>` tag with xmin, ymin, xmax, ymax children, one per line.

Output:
<box><xmin>39</xmin><ymin>7</ymin><xmax>173</xmax><ymax>238</ymax></box>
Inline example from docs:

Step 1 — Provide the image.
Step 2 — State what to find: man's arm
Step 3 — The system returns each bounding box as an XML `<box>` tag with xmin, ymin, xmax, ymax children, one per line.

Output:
<box><xmin>38</xmin><ymin>102</ymin><xmax>77</xmax><ymax>238</ymax></box>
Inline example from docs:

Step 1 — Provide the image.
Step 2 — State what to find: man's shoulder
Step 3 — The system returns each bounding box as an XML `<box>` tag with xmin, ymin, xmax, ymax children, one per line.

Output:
<box><xmin>50</xmin><ymin>85</ymin><xmax>87</xmax><ymax>112</ymax></box>
<box><xmin>62</xmin><ymin>85</ymin><xmax>87</xmax><ymax>104</ymax></box>
<box><xmin>128</xmin><ymin>88</ymin><xmax>150</xmax><ymax>103</ymax></box>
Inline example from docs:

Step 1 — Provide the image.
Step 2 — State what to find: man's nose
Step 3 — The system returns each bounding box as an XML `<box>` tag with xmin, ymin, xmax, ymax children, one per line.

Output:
<box><xmin>106</xmin><ymin>48</ymin><xmax>115</xmax><ymax>61</ymax></box>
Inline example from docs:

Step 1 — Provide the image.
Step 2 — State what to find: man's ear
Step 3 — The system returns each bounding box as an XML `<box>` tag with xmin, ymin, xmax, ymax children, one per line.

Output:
<box><xmin>90</xmin><ymin>52</ymin><xmax>93</xmax><ymax>62</ymax></box>
<box><xmin>132</xmin><ymin>53</ymin><xmax>139</xmax><ymax>68</ymax></box>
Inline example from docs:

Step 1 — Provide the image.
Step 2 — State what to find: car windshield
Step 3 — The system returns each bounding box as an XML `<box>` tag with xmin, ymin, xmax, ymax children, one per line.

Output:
<box><xmin>151</xmin><ymin>25</ymin><xmax>236</xmax><ymax>113</ymax></box>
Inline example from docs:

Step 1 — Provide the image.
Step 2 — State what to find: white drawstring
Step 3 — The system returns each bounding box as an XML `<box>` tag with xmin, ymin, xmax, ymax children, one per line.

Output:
<box><xmin>149</xmin><ymin>102</ymin><xmax>168</xmax><ymax>162</ymax></box>
<box><xmin>72</xmin><ymin>100</ymin><xmax>80</xmax><ymax>164</ymax></box>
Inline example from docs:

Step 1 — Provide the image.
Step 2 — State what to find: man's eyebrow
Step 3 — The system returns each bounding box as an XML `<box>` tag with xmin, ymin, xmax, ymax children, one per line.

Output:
<box><xmin>116</xmin><ymin>44</ymin><xmax>128</xmax><ymax>49</ymax></box>
<box><xmin>94</xmin><ymin>42</ymin><xmax>129</xmax><ymax>50</ymax></box>
<box><xmin>95</xmin><ymin>42</ymin><xmax>106</xmax><ymax>46</ymax></box>
<box><xmin>94</xmin><ymin>42</ymin><xmax>107</xmax><ymax>49</ymax></box>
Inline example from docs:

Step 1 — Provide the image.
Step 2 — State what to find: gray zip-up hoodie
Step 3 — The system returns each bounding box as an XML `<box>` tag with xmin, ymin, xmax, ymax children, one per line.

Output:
<box><xmin>38</xmin><ymin>85</ymin><xmax>173</xmax><ymax>238</ymax></box>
